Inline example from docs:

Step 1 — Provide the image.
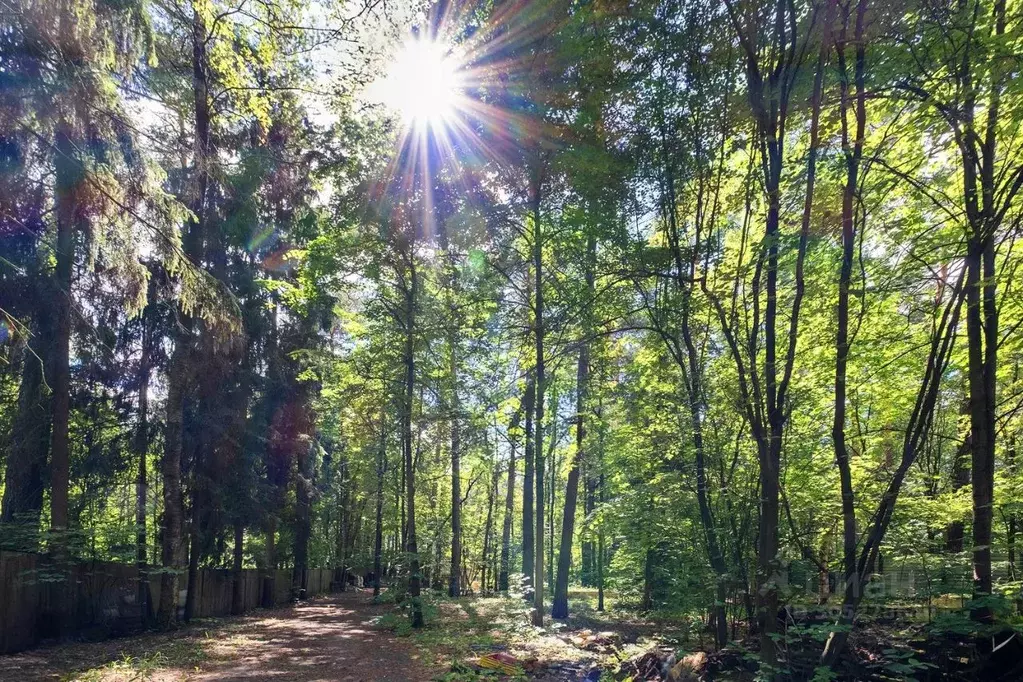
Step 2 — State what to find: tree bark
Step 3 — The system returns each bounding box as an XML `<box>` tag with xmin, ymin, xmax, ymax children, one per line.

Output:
<box><xmin>136</xmin><ymin>322</ymin><xmax>152</xmax><ymax>624</ymax></box>
<box><xmin>184</xmin><ymin>486</ymin><xmax>201</xmax><ymax>621</ymax></box>
<box><xmin>374</xmin><ymin>427</ymin><xmax>386</xmax><ymax>597</ymax></box>
<box><xmin>828</xmin><ymin>0</ymin><xmax>862</xmax><ymax>660</ymax></box>
<box><xmin>49</xmin><ymin>126</ymin><xmax>75</xmax><ymax>543</ymax></box>
<box><xmin>521</xmin><ymin>375</ymin><xmax>536</xmax><ymax>593</ymax></box>
<box><xmin>231</xmin><ymin>521</ymin><xmax>244</xmax><ymax>615</ymax></box>
<box><xmin>293</xmin><ymin>439</ymin><xmax>312</xmax><ymax>600</ymax></box>
<box><xmin>159</xmin><ymin>341</ymin><xmax>186</xmax><ymax>627</ymax></box>
<box><xmin>597</xmin><ymin>462</ymin><xmax>605</xmax><ymax>612</ymax></box>
<box><xmin>403</xmin><ymin>241</ymin><xmax>423</xmax><ymax>627</ymax></box>
<box><xmin>262</xmin><ymin>520</ymin><xmax>277</xmax><ymax>608</ymax></box>
<box><xmin>449</xmin><ymin>390</ymin><xmax>462</xmax><ymax>598</ymax></box>
<box><xmin>499</xmin><ymin>395</ymin><xmax>524</xmax><ymax>593</ymax></box>
<box><xmin>1</xmin><ymin>296</ymin><xmax>52</xmax><ymax>549</ymax></box>
<box><xmin>159</xmin><ymin>0</ymin><xmax>210</xmax><ymax>628</ymax></box>
<box><xmin>822</xmin><ymin>272</ymin><xmax>966</xmax><ymax>666</ymax></box>
<box><xmin>531</xmin><ymin>162</ymin><xmax>546</xmax><ymax>627</ymax></box>
<box><xmin>482</xmin><ymin>456</ymin><xmax>500</xmax><ymax>594</ymax></box>
<box><xmin>553</xmin><ymin>233</ymin><xmax>594</xmax><ymax>619</ymax></box>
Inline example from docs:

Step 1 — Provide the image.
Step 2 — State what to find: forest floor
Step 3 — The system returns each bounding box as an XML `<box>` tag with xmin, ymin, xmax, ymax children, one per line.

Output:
<box><xmin>5</xmin><ymin>586</ymin><xmax>1008</xmax><ymax>680</ymax></box>
<box><xmin>0</xmin><ymin>588</ymin><xmax>702</xmax><ymax>682</ymax></box>
<box><xmin>0</xmin><ymin>590</ymin><xmax>442</xmax><ymax>682</ymax></box>
<box><xmin>375</xmin><ymin>588</ymin><xmax>707</xmax><ymax>681</ymax></box>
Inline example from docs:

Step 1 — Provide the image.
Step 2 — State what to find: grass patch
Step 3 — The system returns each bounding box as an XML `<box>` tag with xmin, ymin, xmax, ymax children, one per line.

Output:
<box><xmin>58</xmin><ymin>631</ymin><xmax>211</xmax><ymax>681</ymax></box>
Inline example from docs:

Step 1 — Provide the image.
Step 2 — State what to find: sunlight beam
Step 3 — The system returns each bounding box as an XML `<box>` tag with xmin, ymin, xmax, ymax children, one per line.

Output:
<box><xmin>378</xmin><ymin>38</ymin><xmax>463</xmax><ymax>129</ymax></box>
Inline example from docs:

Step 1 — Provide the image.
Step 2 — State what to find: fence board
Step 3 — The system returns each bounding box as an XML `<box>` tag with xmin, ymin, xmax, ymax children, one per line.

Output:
<box><xmin>0</xmin><ymin>554</ymin><xmax>338</xmax><ymax>655</ymax></box>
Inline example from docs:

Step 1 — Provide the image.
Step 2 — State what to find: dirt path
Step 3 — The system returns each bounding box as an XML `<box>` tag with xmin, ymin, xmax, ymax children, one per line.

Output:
<box><xmin>0</xmin><ymin>590</ymin><xmax>441</xmax><ymax>682</ymax></box>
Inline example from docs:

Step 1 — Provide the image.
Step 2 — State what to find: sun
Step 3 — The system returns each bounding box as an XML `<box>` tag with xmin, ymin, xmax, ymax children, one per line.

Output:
<box><xmin>379</xmin><ymin>38</ymin><xmax>463</xmax><ymax>129</ymax></box>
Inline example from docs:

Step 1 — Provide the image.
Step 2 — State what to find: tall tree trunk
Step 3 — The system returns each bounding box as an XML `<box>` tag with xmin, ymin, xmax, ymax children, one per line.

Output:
<box><xmin>822</xmin><ymin>272</ymin><xmax>966</xmax><ymax>666</ymax></box>
<box><xmin>336</xmin><ymin>455</ymin><xmax>350</xmax><ymax>590</ymax></box>
<box><xmin>184</xmin><ymin>486</ymin><xmax>201</xmax><ymax>622</ymax></box>
<box><xmin>231</xmin><ymin>521</ymin><xmax>244</xmax><ymax>615</ymax></box>
<box><xmin>449</xmin><ymin>393</ymin><xmax>462</xmax><ymax>598</ymax></box>
<box><xmin>136</xmin><ymin>322</ymin><xmax>152</xmax><ymax>624</ymax></box>
<box><xmin>553</xmin><ymin>234</ymin><xmax>594</xmax><ymax>619</ymax></box>
<box><xmin>399</xmin><ymin>450</ymin><xmax>407</xmax><ymax>562</ymax></box>
<box><xmin>482</xmin><ymin>457</ymin><xmax>499</xmax><ymax>595</ymax></box>
<box><xmin>964</xmin><ymin>0</ymin><xmax>1006</xmax><ymax>627</ymax></box>
<box><xmin>967</xmin><ymin>235</ymin><xmax>996</xmax><ymax>623</ymax></box>
<box><xmin>531</xmin><ymin>165</ymin><xmax>546</xmax><ymax>627</ymax></box>
<box><xmin>293</xmin><ymin>438</ymin><xmax>312</xmax><ymax>600</ymax></box>
<box><xmin>403</xmin><ymin>247</ymin><xmax>423</xmax><ymax>627</ymax></box>
<box><xmin>49</xmin><ymin>126</ymin><xmax>76</xmax><ymax>545</ymax></box>
<box><xmin>160</xmin><ymin>344</ymin><xmax>187</xmax><ymax>626</ymax></box>
<box><xmin>720</xmin><ymin>0</ymin><xmax>818</xmax><ymax>665</ymax></box>
<box><xmin>827</xmin><ymin>0</ymin><xmax>862</xmax><ymax>658</ymax></box>
<box><xmin>1009</xmin><ymin>366</ymin><xmax>1019</xmax><ymax>582</ymax></box>
<box><xmin>1</xmin><ymin>296</ymin><xmax>52</xmax><ymax>549</ymax></box>
<box><xmin>547</xmin><ymin>423</ymin><xmax>556</xmax><ymax>595</ymax></box>
<box><xmin>500</xmin><ymin>396</ymin><xmax>524</xmax><ymax>592</ymax></box>
<box><xmin>262</xmin><ymin>521</ymin><xmax>276</xmax><ymax>608</ymax></box>
<box><xmin>669</xmin><ymin>150</ymin><xmax>731</xmax><ymax>647</ymax></box>
<box><xmin>159</xmin><ymin>0</ymin><xmax>210</xmax><ymax>628</ymax></box>
<box><xmin>596</xmin><ymin>529</ymin><xmax>604</xmax><ymax>612</ymax></box>
<box><xmin>581</xmin><ymin>466</ymin><xmax>595</xmax><ymax>587</ymax></box>
<box><xmin>521</xmin><ymin>375</ymin><xmax>536</xmax><ymax>593</ymax></box>
<box><xmin>596</xmin><ymin>410</ymin><xmax>605</xmax><ymax>613</ymax></box>
<box><xmin>374</xmin><ymin>428</ymin><xmax>386</xmax><ymax>597</ymax></box>
<box><xmin>946</xmin><ymin>412</ymin><xmax>971</xmax><ymax>552</ymax></box>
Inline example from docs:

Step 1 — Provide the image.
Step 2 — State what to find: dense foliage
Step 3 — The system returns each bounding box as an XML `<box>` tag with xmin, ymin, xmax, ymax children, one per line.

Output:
<box><xmin>2</xmin><ymin>0</ymin><xmax>1023</xmax><ymax>677</ymax></box>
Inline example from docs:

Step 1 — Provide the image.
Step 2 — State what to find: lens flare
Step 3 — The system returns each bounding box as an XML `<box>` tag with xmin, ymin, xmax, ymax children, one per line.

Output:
<box><xmin>378</xmin><ymin>38</ymin><xmax>463</xmax><ymax>129</ymax></box>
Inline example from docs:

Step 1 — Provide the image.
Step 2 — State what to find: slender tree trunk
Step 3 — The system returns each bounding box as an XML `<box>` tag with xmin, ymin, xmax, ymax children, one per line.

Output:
<box><xmin>597</xmin><ymin>412</ymin><xmax>605</xmax><ymax>613</ymax></box>
<box><xmin>964</xmin><ymin>0</ymin><xmax>1005</xmax><ymax>627</ymax></box>
<box><xmin>581</xmin><ymin>466</ymin><xmax>595</xmax><ymax>587</ymax></box>
<box><xmin>231</xmin><ymin>521</ymin><xmax>244</xmax><ymax>614</ymax></box>
<box><xmin>399</xmin><ymin>452</ymin><xmax>407</xmax><ymax>562</ymax></box>
<box><xmin>547</xmin><ymin>424</ymin><xmax>556</xmax><ymax>595</ymax></box>
<box><xmin>1009</xmin><ymin>366</ymin><xmax>1018</xmax><ymax>582</ymax></box>
<box><xmin>49</xmin><ymin>126</ymin><xmax>76</xmax><ymax>545</ymax></box>
<box><xmin>136</xmin><ymin>324</ymin><xmax>152</xmax><ymax>624</ymax></box>
<box><xmin>482</xmin><ymin>459</ymin><xmax>499</xmax><ymax>595</ymax></box>
<box><xmin>403</xmin><ymin>247</ymin><xmax>423</xmax><ymax>627</ymax></box>
<box><xmin>160</xmin><ymin>344</ymin><xmax>186</xmax><ymax>626</ymax></box>
<box><xmin>263</xmin><ymin>521</ymin><xmax>276</xmax><ymax>608</ymax></box>
<box><xmin>668</xmin><ymin>166</ymin><xmax>731</xmax><ymax>648</ymax></box>
<box><xmin>0</xmin><ymin>300</ymin><xmax>51</xmax><ymax>549</ymax></box>
<box><xmin>521</xmin><ymin>375</ymin><xmax>536</xmax><ymax>594</ymax></box>
<box><xmin>947</xmin><ymin>409</ymin><xmax>971</xmax><ymax>552</ymax></box>
<box><xmin>822</xmin><ymin>273</ymin><xmax>966</xmax><ymax>666</ymax></box>
<box><xmin>532</xmin><ymin>166</ymin><xmax>546</xmax><ymax>627</ymax></box>
<box><xmin>184</xmin><ymin>487</ymin><xmax>201</xmax><ymax>621</ymax></box>
<box><xmin>159</xmin><ymin>0</ymin><xmax>210</xmax><ymax>628</ymax></box>
<box><xmin>337</xmin><ymin>455</ymin><xmax>349</xmax><ymax>590</ymax></box>
<box><xmin>374</xmin><ymin>428</ymin><xmax>386</xmax><ymax>597</ymax></box>
<box><xmin>967</xmin><ymin>235</ymin><xmax>996</xmax><ymax>623</ymax></box>
<box><xmin>553</xmin><ymin>235</ymin><xmax>594</xmax><ymax>619</ymax></box>
<box><xmin>827</xmin><ymin>0</ymin><xmax>862</xmax><ymax>658</ymax></box>
<box><xmin>293</xmin><ymin>439</ymin><xmax>312</xmax><ymax>600</ymax></box>
<box><xmin>499</xmin><ymin>400</ymin><xmax>522</xmax><ymax>592</ymax></box>
<box><xmin>449</xmin><ymin>398</ymin><xmax>462</xmax><ymax>597</ymax></box>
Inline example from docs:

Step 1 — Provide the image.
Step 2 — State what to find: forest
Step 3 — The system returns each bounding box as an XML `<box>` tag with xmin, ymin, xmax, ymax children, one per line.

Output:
<box><xmin>1</xmin><ymin>0</ymin><xmax>1022</xmax><ymax>679</ymax></box>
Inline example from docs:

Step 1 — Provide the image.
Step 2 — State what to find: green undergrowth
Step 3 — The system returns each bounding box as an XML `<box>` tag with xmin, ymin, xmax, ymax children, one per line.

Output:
<box><xmin>374</xmin><ymin>588</ymin><xmax>688</xmax><ymax>679</ymax></box>
<box><xmin>58</xmin><ymin>635</ymin><xmax>210</xmax><ymax>682</ymax></box>
<box><xmin>54</xmin><ymin>622</ymin><xmax>240</xmax><ymax>682</ymax></box>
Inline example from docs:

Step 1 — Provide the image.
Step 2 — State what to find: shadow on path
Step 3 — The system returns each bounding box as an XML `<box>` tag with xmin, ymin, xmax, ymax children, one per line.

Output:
<box><xmin>0</xmin><ymin>590</ymin><xmax>438</xmax><ymax>682</ymax></box>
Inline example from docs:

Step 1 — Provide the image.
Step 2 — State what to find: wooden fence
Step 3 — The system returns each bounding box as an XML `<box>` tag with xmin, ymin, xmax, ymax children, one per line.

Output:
<box><xmin>0</xmin><ymin>551</ymin><xmax>335</xmax><ymax>655</ymax></box>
